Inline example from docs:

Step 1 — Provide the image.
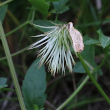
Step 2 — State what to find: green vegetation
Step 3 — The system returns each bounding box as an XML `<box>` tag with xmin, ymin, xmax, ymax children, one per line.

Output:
<box><xmin>0</xmin><ymin>0</ymin><xmax>110</xmax><ymax>110</ymax></box>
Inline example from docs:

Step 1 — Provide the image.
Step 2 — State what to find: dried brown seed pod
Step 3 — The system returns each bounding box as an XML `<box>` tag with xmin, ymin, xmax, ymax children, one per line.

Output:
<box><xmin>68</xmin><ymin>22</ymin><xmax>84</xmax><ymax>52</ymax></box>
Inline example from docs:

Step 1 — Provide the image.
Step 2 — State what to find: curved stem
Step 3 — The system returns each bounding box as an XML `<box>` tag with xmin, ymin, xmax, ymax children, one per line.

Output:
<box><xmin>57</xmin><ymin>51</ymin><xmax>110</xmax><ymax>110</ymax></box>
<box><xmin>19</xmin><ymin>7</ymin><xmax>35</xmax><ymax>45</ymax></box>
<box><xmin>77</xmin><ymin>52</ymin><xmax>110</xmax><ymax>105</ymax></box>
<box><xmin>0</xmin><ymin>46</ymin><xmax>28</xmax><ymax>61</ymax></box>
<box><xmin>56</xmin><ymin>75</ymin><xmax>90</xmax><ymax>110</ymax></box>
<box><xmin>55</xmin><ymin>13</ymin><xmax>58</xmax><ymax>21</ymax></box>
<box><xmin>56</xmin><ymin>60</ymin><xmax>94</xmax><ymax>110</ymax></box>
<box><xmin>0</xmin><ymin>21</ymin><xmax>26</xmax><ymax>110</ymax></box>
<box><xmin>5</xmin><ymin>21</ymin><xmax>29</xmax><ymax>37</ymax></box>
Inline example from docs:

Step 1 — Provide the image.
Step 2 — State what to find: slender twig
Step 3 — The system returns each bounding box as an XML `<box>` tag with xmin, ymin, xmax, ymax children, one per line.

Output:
<box><xmin>0</xmin><ymin>0</ymin><xmax>13</xmax><ymax>7</ymax></box>
<box><xmin>55</xmin><ymin>13</ymin><xmax>58</xmax><ymax>21</ymax></box>
<box><xmin>47</xmin><ymin>75</ymin><xmax>64</xmax><ymax>87</ymax></box>
<box><xmin>27</xmin><ymin>7</ymin><xmax>35</xmax><ymax>22</ymax></box>
<box><xmin>77</xmin><ymin>52</ymin><xmax>110</xmax><ymax>105</ymax></box>
<box><xmin>56</xmin><ymin>60</ymin><xmax>94</xmax><ymax>110</ymax></box>
<box><xmin>0</xmin><ymin>46</ymin><xmax>28</xmax><ymax>61</ymax></box>
<box><xmin>0</xmin><ymin>21</ymin><xmax>26</xmax><ymax>110</ymax></box>
<box><xmin>19</xmin><ymin>7</ymin><xmax>35</xmax><ymax>45</ymax></box>
<box><xmin>45</xmin><ymin>100</ymin><xmax>56</xmax><ymax>110</ymax></box>
<box><xmin>5</xmin><ymin>21</ymin><xmax>29</xmax><ymax>37</ymax></box>
<box><xmin>56</xmin><ymin>51</ymin><xmax>110</xmax><ymax>110</ymax></box>
<box><xmin>56</xmin><ymin>75</ymin><xmax>90</xmax><ymax>110</ymax></box>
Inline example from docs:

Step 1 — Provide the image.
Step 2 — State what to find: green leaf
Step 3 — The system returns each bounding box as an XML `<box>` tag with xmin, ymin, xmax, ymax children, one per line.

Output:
<box><xmin>57</xmin><ymin>6</ymin><xmax>69</xmax><ymax>14</ymax></box>
<box><xmin>0</xmin><ymin>5</ymin><xmax>8</xmax><ymax>23</ymax></box>
<box><xmin>97</xmin><ymin>29</ymin><xmax>110</xmax><ymax>48</ymax></box>
<box><xmin>52</xmin><ymin>0</ymin><xmax>69</xmax><ymax>14</ymax></box>
<box><xmin>81</xmin><ymin>45</ymin><xmax>102</xmax><ymax>76</ymax></box>
<box><xmin>81</xmin><ymin>45</ymin><xmax>95</xmax><ymax>66</ymax></box>
<box><xmin>83</xmin><ymin>35</ymin><xmax>99</xmax><ymax>45</ymax></box>
<box><xmin>84</xmin><ymin>38</ymin><xmax>99</xmax><ymax>45</ymax></box>
<box><xmin>73</xmin><ymin>62</ymin><xmax>86</xmax><ymax>73</ymax></box>
<box><xmin>28</xmin><ymin>0</ymin><xmax>49</xmax><ymax>16</ymax></box>
<box><xmin>33</xmin><ymin>20</ymin><xmax>55</xmax><ymax>32</ymax></box>
<box><xmin>33</xmin><ymin>20</ymin><xmax>63</xmax><ymax>32</ymax></box>
<box><xmin>0</xmin><ymin>77</ymin><xmax>8</xmax><ymax>89</ymax></box>
<box><xmin>22</xmin><ymin>59</ymin><xmax>47</xmax><ymax>110</ymax></box>
<box><xmin>34</xmin><ymin>104</ymin><xmax>44</xmax><ymax>110</ymax></box>
<box><xmin>0</xmin><ymin>88</ymin><xmax>15</xmax><ymax>91</ymax></box>
<box><xmin>45</xmin><ymin>0</ymin><xmax>59</xmax><ymax>2</ymax></box>
<box><xmin>34</xmin><ymin>105</ymin><xmax>39</xmax><ymax>110</ymax></box>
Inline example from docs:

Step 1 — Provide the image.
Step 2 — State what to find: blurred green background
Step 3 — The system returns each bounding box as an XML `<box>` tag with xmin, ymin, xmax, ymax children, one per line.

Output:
<box><xmin>0</xmin><ymin>0</ymin><xmax>110</xmax><ymax>110</ymax></box>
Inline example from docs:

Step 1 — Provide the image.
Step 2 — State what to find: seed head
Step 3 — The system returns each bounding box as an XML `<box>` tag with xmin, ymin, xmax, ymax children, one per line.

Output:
<box><xmin>29</xmin><ymin>22</ymin><xmax>84</xmax><ymax>76</ymax></box>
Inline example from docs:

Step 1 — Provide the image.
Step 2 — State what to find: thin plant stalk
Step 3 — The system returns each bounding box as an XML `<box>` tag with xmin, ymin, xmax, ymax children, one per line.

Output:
<box><xmin>56</xmin><ymin>75</ymin><xmax>90</xmax><ymax>110</ymax></box>
<box><xmin>5</xmin><ymin>21</ymin><xmax>29</xmax><ymax>37</ymax></box>
<box><xmin>0</xmin><ymin>21</ymin><xmax>26</xmax><ymax>110</ymax></box>
<box><xmin>0</xmin><ymin>0</ymin><xmax>13</xmax><ymax>7</ymax></box>
<box><xmin>19</xmin><ymin>7</ymin><xmax>35</xmax><ymax>45</ymax></box>
<box><xmin>0</xmin><ymin>46</ymin><xmax>28</xmax><ymax>61</ymax></box>
<box><xmin>77</xmin><ymin>52</ymin><xmax>110</xmax><ymax>105</ymax></box>
<box><xmin>57</xmin><ymin>50</ymin><xmax>109</xmax><ymax>110</ymax></box>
